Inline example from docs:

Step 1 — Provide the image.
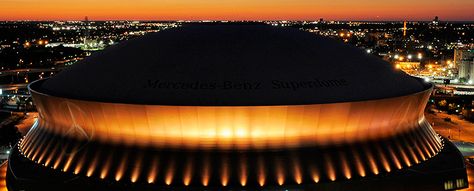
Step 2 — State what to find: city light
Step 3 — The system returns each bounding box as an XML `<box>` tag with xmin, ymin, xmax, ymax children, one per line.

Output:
<box><xmin>0</xmin><ymin>18</ymin><xmax>473</xmax><ymax>191</ymax></box>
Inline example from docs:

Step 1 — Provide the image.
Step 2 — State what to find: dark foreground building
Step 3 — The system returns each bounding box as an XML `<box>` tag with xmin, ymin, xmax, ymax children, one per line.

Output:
<box><xmin>6</xmin><ymin>24</ymin><xmax>468</xmax><ymax>190</ymax></box>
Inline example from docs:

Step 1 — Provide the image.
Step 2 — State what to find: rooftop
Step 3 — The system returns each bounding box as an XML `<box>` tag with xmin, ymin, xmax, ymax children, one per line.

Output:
<box><xmin>38</xmin><ymin>24</ymin><xmax>429</xmax><ymax>106</ymax></box>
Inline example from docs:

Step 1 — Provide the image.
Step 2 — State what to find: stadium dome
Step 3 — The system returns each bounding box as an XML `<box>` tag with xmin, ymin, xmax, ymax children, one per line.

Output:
<box><xmin>6</xmin><ymin>23</ymin><xmax>467</xmax><ymax>191</ymax></box>
<box><xmin>39</xmin><ymin>24</ymin><xmax>425</xmax><ymax>105</ymax></box>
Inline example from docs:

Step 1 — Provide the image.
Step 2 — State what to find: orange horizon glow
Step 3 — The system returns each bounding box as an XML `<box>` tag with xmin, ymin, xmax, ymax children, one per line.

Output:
<box><xmin>0</xmin><ymin>0</ymin><xmax>473</xmax><ymax>21</ymax></box>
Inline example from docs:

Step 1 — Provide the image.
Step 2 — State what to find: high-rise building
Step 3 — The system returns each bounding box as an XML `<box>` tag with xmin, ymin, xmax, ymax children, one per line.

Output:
<box><xmin>455</xmin><ymin>48</ymin><xmax>474</xmax><ymax>82</ymax></box>
<box><xmin>403</xmin><ymin>21</ymin><xmax>407</xmax><ymax>37</ymax></box>
<box><xmin>433</xmin><ymin>16</ymin><xmax>440</xmax><ymax>25</ymax></box>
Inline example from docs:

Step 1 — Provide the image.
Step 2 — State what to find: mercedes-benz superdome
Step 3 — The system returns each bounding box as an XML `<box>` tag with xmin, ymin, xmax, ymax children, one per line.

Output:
<box><xmin>6</xmin><ymin>23</ymin><xmax>468</xmax><ymax>191</ymax></box>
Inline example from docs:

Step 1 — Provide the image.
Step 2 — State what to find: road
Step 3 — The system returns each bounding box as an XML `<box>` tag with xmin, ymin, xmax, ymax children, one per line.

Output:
<box><xmin>426</xmin><ymin>111</ymin><xmax>474</xmax><ymax>143</ymax></box>
<box><xmin>0</xmin><ymin>161</ymin><xmax>6</xmax><ymax>191</ymax></box>
<box><xmin>0</xmin><ymin>110</ymin><xmax>37</xmax><ymax>135</ymax></box>
<box><xmin>0</xmin><ymin>68</ymin><xmax>59</xmax><ymax>77</ymax></box>
<box><xmin>0</xmin><ymin>83</ymin><xmax>28</xmax><ymax>91</ymax></box>
<box><xmin>15</xmin><ymin>112</ymin><xmax>37</xmax><ymax>135</ymax></box>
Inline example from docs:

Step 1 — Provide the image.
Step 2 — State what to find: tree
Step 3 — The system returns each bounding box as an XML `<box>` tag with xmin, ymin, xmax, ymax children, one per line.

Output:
<box><xmin>0</xmin><ymin>124</ymin><xmax>22</xmax><ymax>147</ymax></box>
<box><xmin>438</xmin><ymin>100</ymin><xmax>447</xmax><ymax>107</ymax></box>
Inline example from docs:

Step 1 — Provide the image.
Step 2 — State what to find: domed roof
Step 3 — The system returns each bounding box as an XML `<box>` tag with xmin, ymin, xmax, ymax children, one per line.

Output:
<box><xmin>37</xmin><ymin>23</ymin><xmax>429</xmax><ymax>106</ymax></box>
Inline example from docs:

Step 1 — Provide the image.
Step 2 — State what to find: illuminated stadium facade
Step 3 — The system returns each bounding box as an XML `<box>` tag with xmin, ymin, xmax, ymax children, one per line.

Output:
<box><xmin>6</xmin><ymin>24</ymin><xmax>468</xmax><ymax>190</ymax></box>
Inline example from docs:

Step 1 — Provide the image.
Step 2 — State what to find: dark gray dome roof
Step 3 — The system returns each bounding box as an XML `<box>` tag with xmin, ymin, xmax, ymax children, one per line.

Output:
<box><xmin>37</xmin><ymin>23</ymin><xmax>429</xmax><ymax>106</ymax></box>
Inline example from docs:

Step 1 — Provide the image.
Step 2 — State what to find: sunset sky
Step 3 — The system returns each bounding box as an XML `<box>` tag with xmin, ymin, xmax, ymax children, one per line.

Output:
<box><xmin>0</xmin><ymin>0</ymin><xmax>473</xmax><ymax>21</ymax></box>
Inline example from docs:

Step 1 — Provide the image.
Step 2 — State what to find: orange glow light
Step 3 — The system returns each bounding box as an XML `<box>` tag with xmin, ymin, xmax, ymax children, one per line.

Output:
<box><xmin>365</xmin><ymin>149</ymin><xmax>379</xmax><ymax>175</ymax></box>
<box><xmin>37</xmin><ymin>139</ymin><xmax>53</xmax><ymax>164</ymax></box>
<box><xmin>310</xmin><ymin>165</ymin><xmax>320</xmax><ymax>183</ymax></box>
<box><xmin>239</xmin><ymin>157</ymin><xmax>247</xmax><ymax>187</ymax></box>
<box><xmin>340</xmin><ymin>152</ymin><xmax>352</xmax><ymax>179</ymax></box>
<box><xmin>131</xmin><ymin>154</ymin><xmax>143</xmax><ymax>183</ymax></box>
<box><xmin>292</xmin><ymin>158</ymin><xmax>303</xmax><ymax>184</ymax></box>
<box><xmin>100</xmin><ymin>154</ymin><xmax>113</xmax><ymax>179</ymax></box>
<box><xmin>276</xmin><ymin>159</ymin><xmax>285</xmax><ymax>186</ymax></box>
<box><xmin>63</xmin><ymin>152</ymin><xmax>76</xmax><ymax>172</ymax></box>
<box><xmin>147</xmin><ymin>156</ymin><xmax>159</xmax><ymax>183</ymax></box>
<box><xmin>115</xmin><ymin>154</ymin><xmax>128</xmax><ymax>181</ymax></box>
<box><xmin>388</xmin><ymin>146</ymin><xmax>402</xmax><ymax>170</ymax></box>
<box><xmin>183</xmin><ymin>159</ymin><xmax>193</xmax><ymax>186</ymax></box>
<box><xmin>165</xmin><ymin>161</ymin><xmax>174</xmax><ymax>185</ymax></box>
<box><xmin>1</xmin><ymin>162</ymin><xmax>8</xmax><ymax>191</ymax></box>
<box><xmin>325</xmin><ymin>154</ymin><xmax>336</xmax><ymax>181</ymax></box>
<box><xmin>20</xmin><ymin>80</ymin><xmax>444</xmax><ymax>188</ymax></box>
<box><xmin>221</xmin><ymin>159</ymin><xmax>229</xmax><ymax>186</ymax></box>
<box><xmin>202</xmin><ymin>156</ymin><xmax>210</xmax><ymax>186</ymax></box>
<box><xmin>352</xmin><ymin>149</ymin><xmax>366</xmax><ymax>177</ymax></box>
<box><xmin>376</xmin><ymin>145</ymin><xmax>391</xmax><ymax>173</ymax></box>
<box><xmin>258</xmin><ymin>157</ymin><xmax>266</xmax><ymax>186</ymax></box>
<box><xmin>29</xmin><ymin>86</ymin><xmax>433</xmax><ymax>150</ymax></box>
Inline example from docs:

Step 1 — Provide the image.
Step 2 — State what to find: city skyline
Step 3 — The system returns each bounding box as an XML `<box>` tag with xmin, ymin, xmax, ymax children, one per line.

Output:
<box><xmin>0</xmin><ymin>0</ymin><xmax>474</xmax><ymax>21</ymax></box>
<box><xmin>1</xmin><ymin>1</ymin><xmax>474</xmax><ymax>191</ymax></box>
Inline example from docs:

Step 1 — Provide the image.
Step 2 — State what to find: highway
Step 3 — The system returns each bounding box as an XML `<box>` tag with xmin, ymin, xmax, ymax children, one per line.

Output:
<box><xmin>0</xmin><ymin>68</ymin><xmax>59</xmax><ymax>77</ymax></box>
